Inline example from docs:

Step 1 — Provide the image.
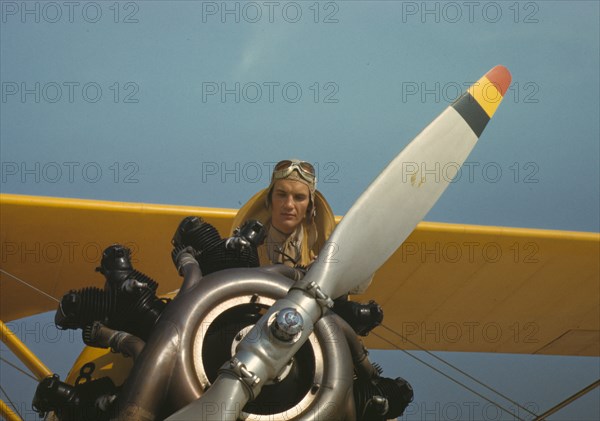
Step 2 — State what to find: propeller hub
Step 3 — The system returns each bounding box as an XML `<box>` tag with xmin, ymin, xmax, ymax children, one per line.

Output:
<box><xmin>271</xmin><ymin>308</ymin><xmax>304</xmax><ymax>342</ymax></box>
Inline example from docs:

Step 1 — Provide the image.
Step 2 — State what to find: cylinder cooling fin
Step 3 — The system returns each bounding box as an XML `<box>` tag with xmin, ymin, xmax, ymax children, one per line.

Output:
<box><xmin>171</xmin><ymin>216</ymin><xmax>261</xmax><ymax>275</ymax></box>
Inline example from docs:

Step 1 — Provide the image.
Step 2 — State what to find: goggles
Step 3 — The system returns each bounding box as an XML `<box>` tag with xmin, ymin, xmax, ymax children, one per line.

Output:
<box><xmin>272</xmin><ymin>160</ymin><xmax>316</xmax><ymax>184</ymax></box>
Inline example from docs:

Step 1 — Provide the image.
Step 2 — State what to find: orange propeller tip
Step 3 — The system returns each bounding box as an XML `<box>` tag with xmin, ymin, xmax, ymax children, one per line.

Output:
<box><xmin>485</xmin><ymin>65</ymin><xmax>512</xmax><ymax>96</ymax></box>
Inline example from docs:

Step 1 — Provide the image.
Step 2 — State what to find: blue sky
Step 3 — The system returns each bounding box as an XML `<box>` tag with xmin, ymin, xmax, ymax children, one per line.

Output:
<box><xmin>1</xmin><ymin>1</ymin><xmax>599</xmax><ymax>420</ymax></box>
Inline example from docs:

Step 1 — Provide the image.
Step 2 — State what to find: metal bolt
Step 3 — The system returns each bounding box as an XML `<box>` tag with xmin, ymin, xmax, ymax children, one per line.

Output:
<box><xmin>280</xmin><ymin>308</ymin><xmax>303</xmax><ymax>334</ymax></box>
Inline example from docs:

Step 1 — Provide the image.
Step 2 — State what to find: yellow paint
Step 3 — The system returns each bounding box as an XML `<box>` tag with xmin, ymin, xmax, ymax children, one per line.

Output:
<box><xmin>0</xmin><ymin>193</ymin><xmax>236</xmax><ymax>321</ymax></box>
<box><xmin>65</xmin><ymin>346</ymin><xmax>133</xmax><ymax>387</ymax></box>
<box><xmin>357</xmin><ymin>222</ymin><xmax>599</xmax><ymax>356</ymax></box>
<box><xmin>467</xmin><ymin>75</ymin><xmax>504</xmax><ymax>117</ymax></box>
<box><xmin>0</xmin><ymin>399</ymin><xmax>22</xmax><ymax>421</ymax></box>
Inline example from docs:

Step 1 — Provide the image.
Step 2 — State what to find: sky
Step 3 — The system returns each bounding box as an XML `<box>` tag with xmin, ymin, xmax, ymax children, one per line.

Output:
<box><xmin>1</xmin><ymin>1</ymin><xmax>599</xmax><ymax>420</ymax></box>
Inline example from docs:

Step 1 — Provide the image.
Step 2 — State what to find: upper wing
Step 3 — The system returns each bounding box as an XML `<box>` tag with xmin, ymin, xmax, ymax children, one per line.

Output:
<box><xmin>1</xmin><ymin>193</ymin><xmax>598</xmax><ymax>356</ymax></box>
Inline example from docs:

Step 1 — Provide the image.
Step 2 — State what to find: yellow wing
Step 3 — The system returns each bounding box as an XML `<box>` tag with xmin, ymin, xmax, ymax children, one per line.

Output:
<box><xmin>1</xmin><ymin>194</ymin><xmax>598</xmax><ymax>356</ymax></box>
<box><xmin>357</xmin><ymin>222</ymin><xmax>599</xmax><ymax>356</ymax></box>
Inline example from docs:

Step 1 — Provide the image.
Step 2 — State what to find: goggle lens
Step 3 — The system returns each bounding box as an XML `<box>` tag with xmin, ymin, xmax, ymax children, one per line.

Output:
<box><xmin>274</xmin><ymin>160</ymin><xmax>315</xmax><ymax>178</ymax></box>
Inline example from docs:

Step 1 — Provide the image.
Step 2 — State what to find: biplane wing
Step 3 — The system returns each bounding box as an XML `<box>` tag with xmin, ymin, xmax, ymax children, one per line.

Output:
<box><xmin>2</xmin><ymin>193</ymin><xmax>598</xmax><ymax>356</ymax></box>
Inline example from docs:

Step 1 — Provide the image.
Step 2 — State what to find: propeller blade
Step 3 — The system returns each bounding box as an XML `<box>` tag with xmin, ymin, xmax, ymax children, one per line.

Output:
<box><xmin>309</xmin><ymin>65</ymin><xmax>511</xmax><ymax>299</ymax></box>
<box><xmin>166</xmin><ymin>65</ymin><xmax>511</xmax><ymax>421</ymax></box>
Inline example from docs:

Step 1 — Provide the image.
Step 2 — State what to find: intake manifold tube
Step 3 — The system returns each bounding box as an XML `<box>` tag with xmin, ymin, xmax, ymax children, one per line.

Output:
<box><xmin>83</xmin><ymin>322</ymin><xmax>146</xmax><ymax>361</ymax></box>
<box><xmin>334</xmin><ymin>314</ymin><xmax>380</xmax><ymax>380</ymax></box>
<box><xmin>173</xmin><ymin>247</ymin><xmax>203</xmax><ymax>297</ymax></box>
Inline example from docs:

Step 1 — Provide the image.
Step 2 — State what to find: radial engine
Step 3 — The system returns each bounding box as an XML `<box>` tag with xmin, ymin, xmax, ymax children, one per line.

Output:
<box><xmin>33</xmin><ymin>217</ymin><xmax>413</xmax><ymax>420</ymax></box>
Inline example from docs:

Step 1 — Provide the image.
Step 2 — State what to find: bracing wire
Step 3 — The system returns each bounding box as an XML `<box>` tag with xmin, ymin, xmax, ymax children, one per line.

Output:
<box><xmin>0</xmin><ymin>269</ymin><xmax>59</xmax><ymax>303</ymax></box>
<box><xmin>0</xmin><ymin>384</ymin><xmax>24</xmax><ymax>420</ymax></box>
<box><xmin>0</xmin><ymin>268</ymin><xmax>56</xmax><ymax>415</ymax></box>
<box><xmin>0</xmin><ymin>357</ymin><xmax>39</xmax><ymax>382</ymax></box>
<box><xmin>372</xmin><ymin>330</ymin><xmax>529</xmax><ymax>421</ymax></box>
<box><xmin>381</xmin><ymin>323</ymin><xmax>539</xmax><ymax>418</ymax></box>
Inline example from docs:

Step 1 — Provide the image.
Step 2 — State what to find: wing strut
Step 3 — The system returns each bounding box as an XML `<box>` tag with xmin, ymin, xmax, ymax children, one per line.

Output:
<box><xmin>0</xmin><ymin>320</ymin><xmax>52</xmax><ymax>380</ymax></box>
<box><xmin>0</xmin><ymin>398</ymin><xmax>22</xmax><ymax>421</ymax></box>
<box><xmin>0</xmin><ymin>320</ymin><xmax>51</xmax><ymax>421</ymax></box>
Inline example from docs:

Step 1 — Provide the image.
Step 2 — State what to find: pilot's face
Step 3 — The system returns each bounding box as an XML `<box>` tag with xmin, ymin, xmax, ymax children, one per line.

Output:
<box><xmin>270</xmin><ymin>180</ymin><xmax>310</xmax><ymax>234</ymax></box>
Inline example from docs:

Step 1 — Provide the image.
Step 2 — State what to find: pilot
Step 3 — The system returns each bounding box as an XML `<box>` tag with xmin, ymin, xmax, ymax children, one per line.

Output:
<box><xmin>230</xmin><ymin>159</ymin><xmax>381</xmax><ymax>335</ymax></box>
<box><xmin>230</xmin><ymin>159</ymin><xmax>336</xmax><ymax>269</ymax></box>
